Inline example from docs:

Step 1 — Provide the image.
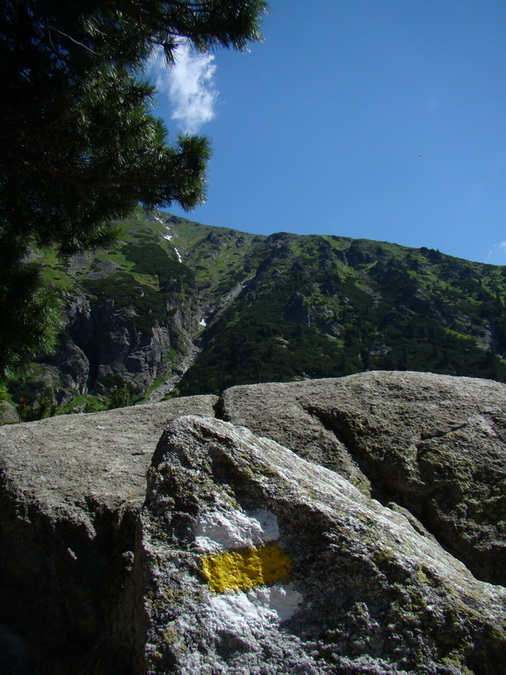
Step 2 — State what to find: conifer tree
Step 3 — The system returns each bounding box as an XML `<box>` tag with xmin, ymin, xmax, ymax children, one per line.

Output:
<box><xmin>0</xmin><ymin>0</ymin><xmax>267</xmax><ymax>374</ymax></box>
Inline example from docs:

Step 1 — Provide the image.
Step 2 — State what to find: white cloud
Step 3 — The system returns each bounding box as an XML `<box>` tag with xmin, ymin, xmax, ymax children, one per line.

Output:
<box><xmin>148</xmin><ymin>41</ymin><xmax>217</xmax><ymax>134</ymax></box>
<box><xmin>487</xmin><ymin>241</ymin><xmax>506</xmax><ymax>262</ymax></box>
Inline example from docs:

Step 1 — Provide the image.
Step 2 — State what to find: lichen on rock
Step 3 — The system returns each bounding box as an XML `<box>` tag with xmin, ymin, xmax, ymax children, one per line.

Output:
<box><xmin>141</xmin><ymin>414</ymin><xmax>506</xmax><ymax>674</ymax></box>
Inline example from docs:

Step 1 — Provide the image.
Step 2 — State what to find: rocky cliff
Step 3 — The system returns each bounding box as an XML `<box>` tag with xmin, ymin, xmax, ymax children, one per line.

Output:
<box><xmin>1</xmin><ymin>371</ymin><xmax>505</xmax><ymax>674</ymax></box>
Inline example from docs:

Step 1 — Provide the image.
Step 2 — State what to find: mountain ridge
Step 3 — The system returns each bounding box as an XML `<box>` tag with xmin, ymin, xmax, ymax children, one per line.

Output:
<box><xmin>5</xmin><ymin>208</ymin><xmax>506</xmax><ymax>416</ymax></box>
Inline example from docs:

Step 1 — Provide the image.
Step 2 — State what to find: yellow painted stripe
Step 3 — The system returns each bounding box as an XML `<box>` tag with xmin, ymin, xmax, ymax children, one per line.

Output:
<box><xmin>202</xmin><ymin>543</ymin><xmax>292</xmax><ymax>593</ymax></box>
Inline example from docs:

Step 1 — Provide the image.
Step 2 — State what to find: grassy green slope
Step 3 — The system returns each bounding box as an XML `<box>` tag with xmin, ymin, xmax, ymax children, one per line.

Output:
<box><xmin>178</xmin><ymin>234</ymin><xmax>506</xmax><ymax>395</ymax></box>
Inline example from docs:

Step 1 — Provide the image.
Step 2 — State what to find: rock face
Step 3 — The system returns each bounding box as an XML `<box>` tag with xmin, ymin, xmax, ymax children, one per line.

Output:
<box><xmin>143</xmin><ymin>415</ymin><xmax>506</xmax><ymax>674</ymax></box>
<box><xmin>0</xmin><ymin>372</ymin><xmax>505</xmax><ymax>674</ymax></box>
<box><xmin>219</xmin><ymin>371</ymin><xmax>506</xmax><ymax>586</ymax></box>
<box><xmin>0</xmin><ymin>395</ymin><xmax>217</xmax><ymax>674</ymax></box>
<box><xmin>56</xmin><ymin>296</ymin><xmax>173</xmax><ymax>397</ymax></box>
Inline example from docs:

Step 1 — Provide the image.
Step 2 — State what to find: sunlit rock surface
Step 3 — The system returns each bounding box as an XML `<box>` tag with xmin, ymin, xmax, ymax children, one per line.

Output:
<box><xmin>0</xmin><ymin>396</ymin><xmax>217</xmax><ymax>674</ymax></box>
<box><xmin>220</xmin><ymin>371</ymin><xmax>506</xmax><ymax>586</ymax></box>
<box><xmin>143</xmin><ymin>414</ymin><xmax>506</xmax><ymax>674</ymax></box>
<box><xmin>0</xmin><ymin>372</ymin><xmax>505</xmax><ymax>673</ymax></box>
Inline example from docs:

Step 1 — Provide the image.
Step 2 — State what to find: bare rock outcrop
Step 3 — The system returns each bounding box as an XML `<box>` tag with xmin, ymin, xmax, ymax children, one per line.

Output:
<box><xmin>219</xmin><ymin>371</ymin><xmax>506</xmax><ymax>586</ymax></box>
<box><xmin>0</xmin><ymin>371</ymin><xmax>505</xmax><ymax>674</ymax></box>
<box><xmin>143</xmin><ymin>415</ymin><xmax>506</xmax><ymax>674</ymax></box>
<box><xmin>0</xmin><ymin>400</ymin><xmax>18</xmax><ymax>425</ymax></box>
<box><xmin>0</xmin><ymin>396</ymin><xmax>217</xmax><ymax>674</ymax></box>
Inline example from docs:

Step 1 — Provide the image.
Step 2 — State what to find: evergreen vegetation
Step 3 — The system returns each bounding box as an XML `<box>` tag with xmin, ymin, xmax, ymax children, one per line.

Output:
<box><xmin>0</xmin><ymin>0</ymin><xmax>267</xmax><ymax>375</ymax></box>
<box><xmin>176</xmin><ymin>227</ymin><xmax>506</xmax><ymax>394</ymax></box>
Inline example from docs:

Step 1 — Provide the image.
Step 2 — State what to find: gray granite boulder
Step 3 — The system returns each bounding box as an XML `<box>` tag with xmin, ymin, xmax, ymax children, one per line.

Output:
<box><xmin>0</xmin><ymin>371</ymin><xmax>505</xmax><ymax>674</ymax></box>
<box><xmin>143</xmin><ymin>415</ymin><xmax>506</xmax><ymax>674</ymax></box>
<box><xmin>0</xmin><ymin>400</ymin><xmax>19</xmax><ymax>425</ymax></box>
<box><xmin>220</xmin><ymin>371</ymin><xmax>506</xmax><ymax>585</ymax></box>
<box><xmin>0</xmin><ymin>395</ymin><xmax>217</xmax><ymax>674</ymax></box>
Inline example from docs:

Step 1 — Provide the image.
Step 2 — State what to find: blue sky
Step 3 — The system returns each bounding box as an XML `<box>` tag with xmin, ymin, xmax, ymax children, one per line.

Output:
<box><xmin>148</xmin><ymin>0</ymin><xmax>506</xmax><ymax>265</ymax></box>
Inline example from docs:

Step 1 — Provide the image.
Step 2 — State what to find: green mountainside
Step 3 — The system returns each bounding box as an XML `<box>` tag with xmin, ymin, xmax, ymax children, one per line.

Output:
<box><xmin>5</xmin><ymin>208</ymin><xmax>506</xmax><ymax>415</ymax></box>
<box><xmin>178</xmin><ymin>230</ymin><xmax>506</xmax><ymax>394</ymax></box>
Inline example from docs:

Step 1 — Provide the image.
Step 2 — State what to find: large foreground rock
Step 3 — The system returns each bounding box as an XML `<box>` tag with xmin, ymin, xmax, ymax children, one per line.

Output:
<box><xmin>220</xmin><ymin>371</ymin><xmax>506</xmax><ymax>585</ymax></box>
<box><xmin>0</xmin><ymin>371</ymin><xmax>505</xmax><ymax>673</ymax></box>
<box><xmin>0</xmin><ymin>396</ymin><xmax>217</xmax><ymax>674</ymax></box>
<box><xmin>143</xmin><ymin>415</ymin><xmax>506</xmax><ymax>674</ymax></box>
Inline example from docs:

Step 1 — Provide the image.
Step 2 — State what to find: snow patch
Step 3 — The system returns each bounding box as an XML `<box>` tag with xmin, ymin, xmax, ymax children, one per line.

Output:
<box><xmin>174</xmin><ymin>247</ymin><xmax>183</xmax><ymax>263</ymax></box>
<box><xmin>164</xmin><ymin>224</ymin><xmax>173</xmax><ymax>240</ymax></box>
<box><xmin>199</xmin><ymin>318</ymin><xmax>207</xmax><ymax>327</ymax></box>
